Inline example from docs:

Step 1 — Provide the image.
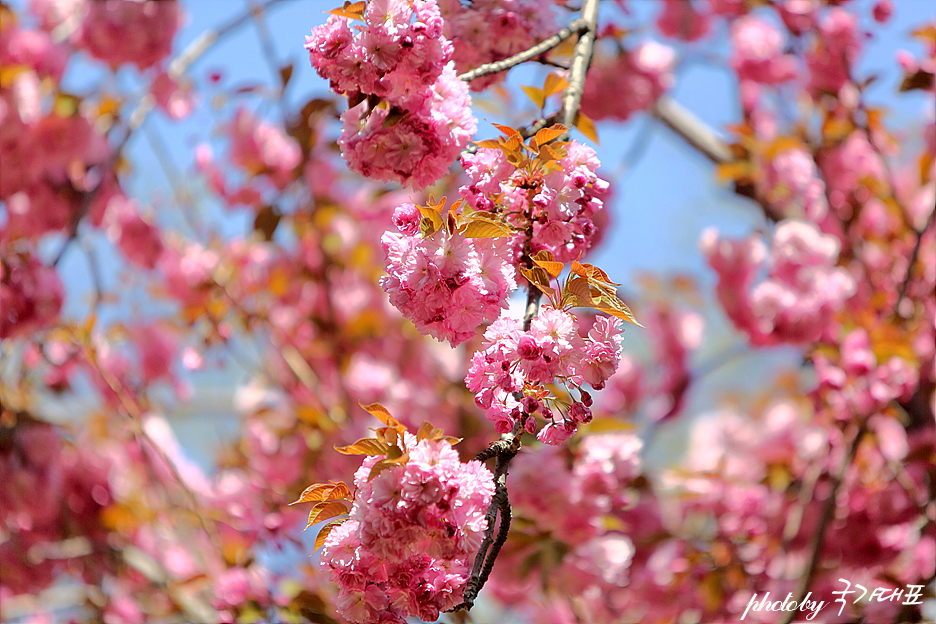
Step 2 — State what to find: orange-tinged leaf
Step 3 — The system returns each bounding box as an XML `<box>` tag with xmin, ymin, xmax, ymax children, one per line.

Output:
<box><xmin>563</xmin><ymin>276</ymin><xmax>594</xmax><ymax>307</ymax></box>
<box><xmin>326</xmin><ymin>1</ymin><xmax>365</xmax><ymax>20</ymax></box>
<box><xmin>304</xmin><ymin>500</ymin><xmax>349</xmax><ymax>529</ymax></box>
<box><xmin>291</xmin><ymin>481</ymin><xmax>352</xmax><ymax>505</ymax></box>
<box><xmin>595</xmin><ymin>297</ymin><xmax>642</xmax><ymax>326</ymax></box>
<box><xmin>520</xmin><ymin>266</ymin><xmax>556</xmax><ymax>296</ymax></box>
<box><xmin>715</xmin><ymin>161</ymin><xmax>753</xmax><ymax>184</ymax></box>
<box><xmin>360</xmin><ymin>402</ymin><xmax>396</xmax><ymax>426</ymax></box>
<box><xmin>462</xmin><ymin>218</ymin><xmax>513</xmax><ymax>238</ymax></box>
<box><xmin>535</xmin><ymin>124</ymin><xmax>569</xmax><ymax>147</ymax></box>
<box><xmin>543</xmin><ymin>73</ymin><xmax>569</xmax><ymax>97</ymax></box>
<box><xmin>532</xmin><ymin>257</ymin><xmax>564</xmax><ymax>278</ymax></box>
<box><xmin>520</xmin><ymin>85</ymin><xmax>546</xmax><ymax>109</ymax></box>
<box><xmin>313</xmin><ymin>519</ymin><xmax>346</xmax><ymax>552</ymax></box>
<box><xmin>334</xmin><ymin>437</ymin><xmax>390</xmax><ymax>455</ymax></box>
<box><xmin>575</xmin><ymin>112</ymin><xmax>599</xmax><ymax>145</ymax></box>
<box><xmin>501</xmin><ymin>135</ymin><xmax>522</xmax><ymax>153</ymax></box>
<box><xmin>491</xmin><ymin>123</ymin><xmax>521</xmax><ymax>139</ymax></box>
<box><xmin>472</xmin><ymin>139</ymin><xmax>502</xmax><ymax>149</ymax></box>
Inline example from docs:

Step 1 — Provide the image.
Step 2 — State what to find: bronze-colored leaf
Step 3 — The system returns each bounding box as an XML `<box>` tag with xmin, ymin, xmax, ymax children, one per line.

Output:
<box><xmin>334</xmin><ymin>437</ymin><xmax>390</xmax><ymax>455</ymax></box>
<box><xmin>291</xmin><ymin>481</ymin><xmax>352</xmax><ymax>505</ymax></box>
<box><xmin>574</xmin><ymin>112</ymin><xmax>599</xmax><ymax>144</ymax></box>
<box><xmin>279</xmin><ymin>63</ymin><xmax>294</xmax><ymax>88</ymax></box>
<box><xmin>520</xmin><ymin>266</ymin><xmax>556</xmax><ymax>296</ymax></box>
<box><xmin>520</xmin><ymin>85</ymin><xmax>545</xmax><ymax>109</ymax></box>
<box><xmin>472</xmin><ymin>139</ymin><xmax>502</xmax><ymax>149</ymax></box>
<box><xmin>534</xmin><ymin>124</ymin><xmax>569</xmax><ymax>147</ymax></box>
<box><xmin>462</xmin><ymin>218</ymin><xmax>513</xmax><ymax>238</ymax></box>
<box><xmin>305</xmin><ymin>500</ymin><xmax>349</xmax><ymax>529</ymax></box>
<box><xmin>313</xmin><ymin>518</ymin><xmax>346</xmax><ymax>552</ymax></box>
<box><xmin>359</xmin><ymin>402</ymin><xmax>396</xmax><ymax>426</ymax></box>
<box><xmin>542</xmin><ymin>74</ymin><xmax>569</xmax><ymax>98</ymax></box>
<box><xmin>492</xmin><ymin>122</ymin><xmax>521</xmax><ymax>139</ymax></box>
<box><xmin>531</xmin><ymin>256</ymin><xmax>564</xmax><ymax>278</ymax></box>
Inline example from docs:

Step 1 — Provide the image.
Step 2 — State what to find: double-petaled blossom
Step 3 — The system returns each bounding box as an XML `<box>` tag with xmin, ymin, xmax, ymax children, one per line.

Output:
<box><xmin>306</xmin><ymin>0</ymin><xmax>475</xmax><ymax>188</ymax></box>
<box><xmin>320</xmin><ymin>435</ymin><xmax>494</xmax><ymax>624</ymax></box>
<box><xmin>465</xmin><ymin>308</ymin><xmax>624</xmax><ymax>444</ymax></box>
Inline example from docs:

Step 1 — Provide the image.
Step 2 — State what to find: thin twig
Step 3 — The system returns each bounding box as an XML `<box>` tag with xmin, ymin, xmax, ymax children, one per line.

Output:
<box><xmin>777</xmin><ymin>423</ymin><xmax>866</xmax><ymax>624</ymax></box>
<box><xmin>894</xmin><ymin>208</ymin><xmax>935</xmax><ymax>317</ymax></box>
<box><xmin>53</xmin><ymin>0</ymin><xmax>290</xmax><ymax>266</ymax></box>
<box><xmin>458</xmin><ymin>18</ymin><xmax>588</xmax><ymax>84</ymax></box>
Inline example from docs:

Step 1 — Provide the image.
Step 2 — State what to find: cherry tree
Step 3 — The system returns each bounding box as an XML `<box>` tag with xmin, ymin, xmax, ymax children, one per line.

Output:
<box><xmin>1</xmin><ymin>0</ymin><xmax>933</xmax><ymax>623</ymax></box>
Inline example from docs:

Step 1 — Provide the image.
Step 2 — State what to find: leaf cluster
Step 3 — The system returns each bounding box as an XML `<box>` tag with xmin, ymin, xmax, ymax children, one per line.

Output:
<box><xmin>290</xmin><ymin>403</ymin><xmax>460</xmax><ymax>550</ymax></box>
<box><xmin>520</xmin><ymin>250</ymin><xmax>642</xmax><ymax>326</ymax></box>
<box><xmin>415</xmin><ymin>196</ymin><xmax>515</xmax><ymax>239</ymax></box>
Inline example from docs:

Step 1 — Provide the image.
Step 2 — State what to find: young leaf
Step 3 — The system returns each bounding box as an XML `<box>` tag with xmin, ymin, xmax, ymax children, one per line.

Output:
<box><xmin>326</xmin><ymin>1</ymin><xmax>365</xmax><ymax>20</ymax></box>
<box><xmin>530</xmin><ymin>250</ymin><xmax>563</xmax><ymax>277</ymax></box>
<box><xmin>534</xmin><ymin>124</ymin><xmax>568</xmax><ymax>147</ymax></box>
<box><xmin>472</xmin><ymin>139</ymin><xmax>502</xmax><ymax>149</ymax></box>
<box><xmin>291</xmin><ymin>481</ymin><xmax>352</xmax><ymax>505</ymax></box>
<box><xmin>543</xmin><ymin>73</ymin><xmax>569</xmax><ymax>97</ymax></box>
<box><xmin>575</xmin><ymin>112</ymin><xmax>599</xmax><ymax>145</ymax></box>
<box><xmin>304</xmin><ymin>500</ymin><xmax>349</xmax><ymax>529</ymax></box>
<box><xmin>520</xmin><ymin>85</ymin><xmax>546</xmax><ymax>109</ymax></box>
<box><xmin>313</xmin><ymin>518</ymin><xmax>346</xmax><ymax>552</ymax></box>
<box><xmin>491</xmin><ymin>123</ymin><xmax>521</xmax><ymax>139</ymax></box>
<box><xmin>359</xmin><ymin>402</ymin><xmax>397</xmax><ymax>427</ymax></box>
<box><xmin>462</xmin><ymin>217</ymin><xmax>513</xmax><ymax>238</ymax></box>
<box><xmin>334</xmin><ymin>437</ymin><xmax>390</xmax><ymax>455</ymax></box>
<box><xmin>520</xmin><ymin>266</ymin><xmax>556</xmax><ymax>296</ymax></box>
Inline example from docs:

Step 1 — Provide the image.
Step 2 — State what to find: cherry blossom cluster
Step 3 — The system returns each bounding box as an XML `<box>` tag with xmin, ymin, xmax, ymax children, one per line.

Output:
<box><xmin>380</xmin><ymin>203</ymin><xmax>517</xmax><ymax>346</ymax></box>
<box><xmin>438</xmin><ymin>0</ymin><xmax>557</xmax><ymax>91</ymax></box>
<box><xmin>305</xmin><ymin>0</ymin><xmax>476</xmax><ymax>188</ymax></box>
<box><xmin>320</xmin><ymin>434</ymin><xmax>494</xmax><ymax>624</ymax></box>
<box><xmin>465</xmin><ymin>307</ymin><xmax>624</xmax><ymax>444</ymax></box>
<box><xmin>0</xmin><ymin>245</ymin><xmax>65</xmax><ymax>339</ymax></box>
<box><xmin>701</xmin><ymin>219</ymin><xmax>856</xmax><ymax>346</ymax></box>
<box><xmin>460</xmin><ymin>139</ymin><xmax>609</xmax><ymax>262</ymax></box>
<box><xmin>28</xmin><ymin>0</ymin><xmax>181</xmax><ymax>71</ymax></box>
<box><xmin>581</xmin><ymin>41</ymin><xmax>676</xmax><ymax>122</ymax></box>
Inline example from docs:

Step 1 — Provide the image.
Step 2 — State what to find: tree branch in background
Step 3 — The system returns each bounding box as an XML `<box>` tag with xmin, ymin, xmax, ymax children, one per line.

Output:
<box><xmin>777</xmin><ymin>423</ymin><xmax>867</xmax><ymax>624</ymax></box>
<box><xmin>651</xmin><ymin>96</ymin><xmax>733</xmax><ymax>164</ymax></box>
<box><xmin>458</xmin><ymin>18</ymin><xmax>588</xmax><ymax>84</ymax></box>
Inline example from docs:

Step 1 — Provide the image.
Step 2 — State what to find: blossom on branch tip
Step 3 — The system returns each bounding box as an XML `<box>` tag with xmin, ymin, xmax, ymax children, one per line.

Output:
<box><xmin>317</xmin><ymin>434</ymin><xmax>494</xmax><ymax>624</ymax></box>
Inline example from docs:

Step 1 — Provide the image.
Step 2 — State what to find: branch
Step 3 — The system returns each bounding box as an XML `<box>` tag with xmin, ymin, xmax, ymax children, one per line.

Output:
<box><xmin>895</xmin><ymin>208</ymin><xmax>935</xmax><ymax>317</ymax></box>
<box><xmin>452</xmin><ymin>423</ymin><xmax>522</xmax><ymax>612</ymax></box>
<box><xmin>777</xmin><ymin>423</ymin><xmax>866</xmax><ymax>624</ymax></box>
<box><xmin>52</xmin><ymin>0</ymin><xmax>290</xmax><ymax>266</ymax></box>
<box><xmin>560</xmin><ymin>0</ymin><xmax>599</xmax><ymax>131</ymax></box>
<box><xmin>458</xmin><ymin>18</ymin><xmax>588</xmax><ymax>84</ymax></box>
<box><xmin>651</xmin><ymin>96</ymin><xmax>733</xmax><ymax>164</ymax></box>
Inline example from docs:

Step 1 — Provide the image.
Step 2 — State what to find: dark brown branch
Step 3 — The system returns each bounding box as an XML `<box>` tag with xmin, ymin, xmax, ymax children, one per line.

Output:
<box><xmin>458</xmin><ymin>18</ymin><xmax>588</xmax><ymax>84</ymax></box>
<box><xmin>777</xmin><ymin>423</ymin><xmax>866</xmax><ymax>624</ymax></box>
<box><xmin>895</xmin><ymin>208</ymin><xmax>935</xmax><ymax>317</ymax></box>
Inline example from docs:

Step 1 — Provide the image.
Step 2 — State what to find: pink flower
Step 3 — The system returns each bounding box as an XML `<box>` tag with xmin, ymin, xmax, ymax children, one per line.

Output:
<box><xmin>105</xmin><ymin>196</ymin><xmax>165</xmax><ymax>269</ymax></box>
<box><xmin>229</xmin><ymin>108</ymin><xmax>301</xmax><ymax>190</ymax></box>
<box><xmin>657</xmin><ymin>0</ymin><xmax>710</xmax><ymax>42</ymax></box>
<box><xmin>730</xmin><ymin>16</ymin><xmax>797</xmax><ymax>84</ymax></box>
<box><xmin>321</xmin><ymin>435</ymin><xmax>493</xmax><ymax>624</ymax></box>
<box><xmin>76</xmin><ymin>0</ymin><xmax>182</xmax><ymax>70</ymax></box>
<box><xmin>582</xmin><ymin>42</ymin><xmax>676</xmax><ymax>122</ymax></box>
<box><xmin>0</xmin><ymin>246</ymin><xmax>64</xmax><ymax>339</ymax></box>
